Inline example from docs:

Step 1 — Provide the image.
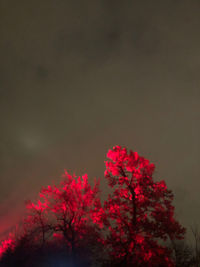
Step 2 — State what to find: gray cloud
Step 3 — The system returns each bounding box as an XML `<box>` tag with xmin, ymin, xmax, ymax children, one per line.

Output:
<box><xmin>0</xmin><ymin>0</ymin><xmax>200</xmax><ymax>240</ymax></box>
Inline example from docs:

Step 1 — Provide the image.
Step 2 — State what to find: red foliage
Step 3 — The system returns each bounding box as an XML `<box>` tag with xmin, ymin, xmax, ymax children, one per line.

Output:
<box><xmin>23</xmin><ymin>171</ymin><xmax>104</xmax><ymax>253</ymax></box>
<box><xmin>104</xmin><ymin>146</ymin><xmax>185</xmax><ymax>266</ymax></box>
<box><xmin>0</xmin><ymin>235</ymin><xmax>15</xmax><ymax>257</ymax></box>
<box><xmin>0</xmin><ymin>146</ymin><xmax>186</xmax><ymax>266</ymax></box>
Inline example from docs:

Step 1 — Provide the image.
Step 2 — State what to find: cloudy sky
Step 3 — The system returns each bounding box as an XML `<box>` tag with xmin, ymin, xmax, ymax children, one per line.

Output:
<box><xmin>0</xmin><ymin>0</ymin><xmax>200</xmax><ymax>241</ymax></box>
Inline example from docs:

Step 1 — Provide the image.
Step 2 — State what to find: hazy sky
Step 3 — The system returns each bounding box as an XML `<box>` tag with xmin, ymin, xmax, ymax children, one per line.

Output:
<box><xmin>0</xmin><ymin>0</ymin><xmax>200</xmax><ymax>241</ymax></box>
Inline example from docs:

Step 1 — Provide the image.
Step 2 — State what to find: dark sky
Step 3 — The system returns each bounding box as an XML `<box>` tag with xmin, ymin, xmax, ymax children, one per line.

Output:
<box><xmin>0</xmin><ymin>0</ymin><xmax>200</xmax><ymax>241</ymax></box>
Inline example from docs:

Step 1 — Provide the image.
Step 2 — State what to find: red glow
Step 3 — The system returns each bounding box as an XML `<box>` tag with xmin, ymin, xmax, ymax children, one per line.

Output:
<box><xmin>0</xmin><ymin>146</ymin><xmax>185</xmax><ymax>266</ymax></box>
<box><xmin>0</xmin><ymin>235</ymin><xmax>15</xmax><ymax>257</ymax></box>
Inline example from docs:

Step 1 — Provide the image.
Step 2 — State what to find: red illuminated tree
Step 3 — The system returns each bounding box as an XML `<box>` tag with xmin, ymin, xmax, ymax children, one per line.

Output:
<box><xmin>24</xmin><ymin>172</ymin><xmax>104</xmax><ymax>265</ymax></box>
<box><xmin>104</xmin><ymin>146</ymin><xmax>185</xmax><ymax>266</ymax></box>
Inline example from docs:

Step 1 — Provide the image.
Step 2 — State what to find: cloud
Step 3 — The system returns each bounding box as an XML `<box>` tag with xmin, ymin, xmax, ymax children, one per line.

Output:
<box><xmin>0</xmin><ymin>0</ymin><xmax>200</xmax><ymax>240</ymax></box>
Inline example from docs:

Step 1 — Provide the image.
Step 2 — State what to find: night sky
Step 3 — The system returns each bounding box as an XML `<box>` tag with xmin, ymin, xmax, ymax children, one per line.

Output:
<box><xmin>0</xmin><ymin>0</ymin><xmax>200</xmax><ymax>241</ymax></box>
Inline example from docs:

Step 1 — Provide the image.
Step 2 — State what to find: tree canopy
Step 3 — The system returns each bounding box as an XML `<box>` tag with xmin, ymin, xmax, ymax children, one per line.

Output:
<box><xmin>103</xmin><ymin>146</ymin><xmax>185</xmax><ymax>266</ymax></box>
<box><xmin>0</xmin><ymin>146</ymin><xmax>186</xmax><ymax>267</ymax></box>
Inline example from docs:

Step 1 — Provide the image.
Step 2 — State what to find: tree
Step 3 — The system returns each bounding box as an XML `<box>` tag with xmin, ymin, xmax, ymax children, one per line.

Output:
<box><xmin>168</xmin><ymin>239</ymin><xmax>195</xmax><ymax>267</ymax></box>
<box><xmin>24</xmin><ymin>172</ymin><xmax>104</xmax><ymax>266</ymax></box>
<box><xmin>104</xmin><ymin>146</ymin><xmax>185</xmax><ymax>266</ymax></box>
<box><xmin>191</xmin><ymin>225</ymin><xmax>200</xmax><ymax>267</ymax></box>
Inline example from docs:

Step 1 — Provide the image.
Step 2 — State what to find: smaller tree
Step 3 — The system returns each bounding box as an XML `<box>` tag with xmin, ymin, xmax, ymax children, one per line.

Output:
<box><xmin>24</xmin><ymin>171</ymin><xmax>104</xmax><ymax>265</ymax></box>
